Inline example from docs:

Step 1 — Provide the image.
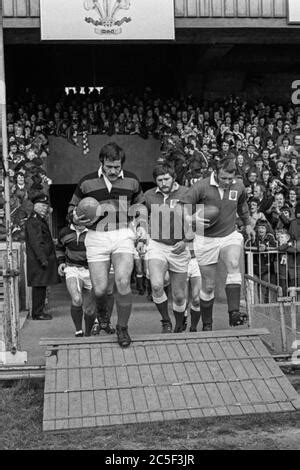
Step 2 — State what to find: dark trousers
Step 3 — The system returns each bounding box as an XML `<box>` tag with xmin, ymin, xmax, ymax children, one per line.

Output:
<box><xmin>32</xmin><ymin>286</ymin><xmax>47</xmax><ymax>318</ymax></box>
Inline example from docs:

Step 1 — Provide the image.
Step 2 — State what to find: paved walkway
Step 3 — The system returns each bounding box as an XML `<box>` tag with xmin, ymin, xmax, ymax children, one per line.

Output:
<box><xmin>18</xmin><ymin>283</ymin><xmax>236</xmax><ymax>366</ymax></box>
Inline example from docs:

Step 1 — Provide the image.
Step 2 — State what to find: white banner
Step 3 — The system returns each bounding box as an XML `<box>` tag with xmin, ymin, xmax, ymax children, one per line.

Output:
<box><xmin>288</xmin><ymin>0</ymin><xmax>300</xmax><ymax>24</ymax></box>
<box><xmin>40</xmin><ymin>0</ymin><xmax>175</xmax><ymax>40</ymax></box>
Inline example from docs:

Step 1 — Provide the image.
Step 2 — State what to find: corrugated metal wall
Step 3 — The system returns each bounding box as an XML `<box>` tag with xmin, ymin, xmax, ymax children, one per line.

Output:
<box><xmin>3</xmin><ymin>0</ymin><xmax>40</xmax><ymax>17</ymax></box>
<box><xmin>3</xmin><ymin>0</ymin><xmax>287</xmax><ymax>19</ymax></box>
<box><xmin>175</xmin><ymin>0</ymin><xmax>286</xmax><ymax>17</ymax></box>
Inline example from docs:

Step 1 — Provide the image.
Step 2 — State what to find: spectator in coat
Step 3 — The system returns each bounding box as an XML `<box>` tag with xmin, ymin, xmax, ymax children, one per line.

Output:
<box><xmin>25</xmin><ymin>194</ymin><xmax>60</xmax><ymax>320</ymax></box>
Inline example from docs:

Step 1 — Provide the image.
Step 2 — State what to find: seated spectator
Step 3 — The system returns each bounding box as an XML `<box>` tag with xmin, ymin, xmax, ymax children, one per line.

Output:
<box><xmin>278</xmin><ymin>137</ymin><xmax>298</xmax><ymax>161</ymax></box>
<box><xmin>261</xmin><ymin>148</ymin><xmax>277</xmax><ymax>175</ymax></box>
<box><xmin>263</xmin><ymin>120</ymin><xmax>279</xmax><ymax>145</ymax></box>
<box><xmin>288</xmin><ymin>188</ymin><xmax>298</xmax><ymax>218</ymax></box>
<box><xmin>277</xmin><ymin>122</ymin><xmax>295</xmax><ymax>146</ymax></box>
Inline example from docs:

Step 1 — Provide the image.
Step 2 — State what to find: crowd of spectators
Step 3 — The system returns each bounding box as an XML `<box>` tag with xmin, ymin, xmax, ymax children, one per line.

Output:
<box><xmin>1</xmin><ymin>88</ymin><xmax>299</xmax><ymax>292</ymax></box>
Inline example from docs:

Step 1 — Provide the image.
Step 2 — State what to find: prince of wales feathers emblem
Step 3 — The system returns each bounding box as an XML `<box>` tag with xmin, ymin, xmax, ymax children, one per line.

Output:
<box><xmin>84</xmin><ymin>0</ymin><xmax>132</xmax><ymax>35</ymax></box>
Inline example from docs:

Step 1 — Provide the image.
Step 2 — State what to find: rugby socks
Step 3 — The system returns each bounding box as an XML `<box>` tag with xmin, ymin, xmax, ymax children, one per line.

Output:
<box><xmin>173</xmin><ymin>301</ymin><xmax>187</xmax><ymax>333</ymax></box>
<box><xmin>95</xmin><ymin>294</ymin><xmax>108</xmax><ymax>323</ymax></box>
<box><xmin>200</xmin><ymin>297</ymin><xmax>214</xmax><ymax>329</ymax></box>
<box><xmin>136</xmin><ymin>274</ymin><xmax>144</xmax><ymax>294</ymax></box>
<box><xmin>84</xmin><ymin>313</ymin><xmax>96</xmax><ymax>336</ymax></box>
<box><xmin>146</xmin><ymin>278</ymin><xmax>152</xmax><ymax>300</ymax></box>
<box><xmin>190</xmin><ymin>304</ymin><xmax>201</xmax><ymax>331</ymax></box>
<box><xmin>152</xmin><ymin>292</ymin><xmax>171</xmax><ymax>323</ymax></box>
<box><xmin>225</xmin><ymin>274</ymin><xmax>242</xmax><ymax>314</ymax></box>
<box><xmin>107</xmin><ymin>293</ymin><xmax>115</xmax><ymax>321</ymax></box>
<box><xmin>116</xmin><ymin>292</ymin><xmax>132</xmax><ymax>328</ymax></box>
<box><xmin>71</xmin><ymin>305</ymin><xmax>83</xmax><ymax>332</ymax></box>
<box><xmin>225</xmin><ymin>285</ymin><xmax>241</xmax><ymax>313</ymax></box>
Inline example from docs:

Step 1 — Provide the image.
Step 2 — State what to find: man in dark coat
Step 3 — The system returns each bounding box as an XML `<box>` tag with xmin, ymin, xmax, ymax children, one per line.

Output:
<box><xmin>25</xmin><ymin>194</ymin><xmax>60</xmax><ymax>320</ymax></box>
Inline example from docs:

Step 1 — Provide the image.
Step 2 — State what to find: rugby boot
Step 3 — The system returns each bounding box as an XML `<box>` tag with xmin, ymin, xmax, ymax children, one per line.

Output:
<box><xmin>161</xmin><ymin>320</ymin><xmax>172</xmax><ymax>334</ymax></box>
<box><xmin>91</xmin><ymin>319</ymin><xmax>100</xmax><ymax>335</ymax></box>
<box><xmin>189</xmin><ymin>327</ymin><xmax>197</xmax><ymax>332</ymax></box>
<box><xmin>116</xmin><ymin>325</ymin><xmax>131</xmax><ymax>348</ymax></box>
<box><xmin>202</xmin><ymin>324</ymin><xmax>213</xmax><ymax>332</ymax></box>
<box><xmin>229</xmin><ymin>311</ymin><xmax>248</xmax><ymax>327</ymax></box>
<box><xmin>99</xmin><ymin>321</ymin><xmax>115</xmax><ymax>334</ymax></box>
<box><xmin>174</xmin><ymin>323</ymin><xmax>184</xmax><ymax>333</ymax></box>
<box><xmin>75</xmin><ymin>330</ymin><xmax>84</xmax><ymax>338</ymax></box>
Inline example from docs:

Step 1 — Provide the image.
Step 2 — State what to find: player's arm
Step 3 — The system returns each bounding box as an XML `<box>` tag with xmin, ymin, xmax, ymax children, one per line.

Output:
<box><xmin>237</xmin><ymin>188</ymin><xmax>255</xmax><ymax>242</ymax></box>
<box><xmin>129</xmin><ymin>182</ymin><xmax>148</xmax><ymax>242</ymax></box>
<box><xmin>172</xmin><ymin>186</ymin><xmax>202</xmax><ymax>255</ymax></box>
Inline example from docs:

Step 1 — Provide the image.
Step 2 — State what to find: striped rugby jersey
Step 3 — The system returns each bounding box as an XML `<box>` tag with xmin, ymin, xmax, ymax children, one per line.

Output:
<box><xmin>68</xmin><ymin>168</ymin><xmax>145</xmax><ymax>231</ymax></box>
<box><xmin>56</xmin><ymin>225</ymin><xmax>89</xmax><ymax>268</ymax></box>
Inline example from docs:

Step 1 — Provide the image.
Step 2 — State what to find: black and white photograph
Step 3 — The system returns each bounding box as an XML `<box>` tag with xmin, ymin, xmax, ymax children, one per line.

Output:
<box><xmin>0</xmin><ymin>0</ymin><xmax>299</xmax><ymax>455</ymax></box>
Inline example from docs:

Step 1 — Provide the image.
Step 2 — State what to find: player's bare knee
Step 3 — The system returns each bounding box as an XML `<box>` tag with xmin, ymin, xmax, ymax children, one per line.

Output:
<box><xmin>151</xmin><ymin>283</ymin><xmax>164</xmax><ymax>298</ymax></box>
<box><xmin>93</xmin><ymin>286</ymin><xmax>106</xmax><ymax>298</ymax></box>
<box><xmin>192</xmin><ymin>297</ymin><xmax>200</xmax><ymax>308</ymax></box>
<box><xmin>227</xmin><ymin>259</ymin><xmax>240</xmax><ymax>272</ymax></box>
<box><xmin>72</xmin><ymin>294</ymin><xmax>82</xmax><ymax>307</ymax></box>
<box><xmin>115</xmin><ymin>277</ymin><xmax>131</xmax><ymax>295</ymax></box>
<box><xmin>84</xmin><ymin>307</ymin><xmax>95</xmax><ymax>317</ymax></box>
<box><xmin>173</xmin><ymin>292</ymin><xmax>186</xmax><ymax>306</ymax></box>
<box><xmin>204</xmin><ymin>283</ymin><xmax>215</xmax><ymax>295</ymax></box>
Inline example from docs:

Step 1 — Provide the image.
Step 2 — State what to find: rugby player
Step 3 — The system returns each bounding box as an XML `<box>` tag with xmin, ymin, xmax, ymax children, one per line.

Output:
<box><xmin>181</xmin><ymin>158</ymin><xmax>255</xmax><ymax>330</ymax></box>
<box><xmin>68</xmin><ymin>142</ymin><xmax>145</xmax><ymax>348</ymax></box>
<box><xmin>144</xmin><ymin>163</ymin><xmax>191</xmax><ymax>333</ymax></box>
<box><xmin>56</xmin><ymin>221</ymin><xmax>96</xmax><ymax>337</ymax></box>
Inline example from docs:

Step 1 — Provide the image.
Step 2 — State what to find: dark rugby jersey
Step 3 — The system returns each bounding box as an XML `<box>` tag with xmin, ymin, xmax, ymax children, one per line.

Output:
<box><xmin>144</xmin><ymin>183</ymin><xmax>190</xmax><ymax>246</ymax></box>
<box><xmin>68</xmin><ymin>168</ymin><xmax>145</xmax><ymax>231</ymax></box>
<box><xmin>56</xmin><ymin>225</ymin><xmax>89</xmax><ymax>268</ymax></box>
<box><xmin>181</xmin><ymin>173</ymin><xmax>250</xmax><ymax>238</ymax></box>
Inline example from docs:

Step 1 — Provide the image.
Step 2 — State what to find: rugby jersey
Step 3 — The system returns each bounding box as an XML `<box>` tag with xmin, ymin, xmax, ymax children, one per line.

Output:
<box><xmin>181</xmin><ymin>172</ymin><xmax>250</xmax><ymax>238</ymax></box>
<box><xmin>144</xmin><ymin>183</ymin><xmax>191</xmax><ymax>246</ymax></box>
<box><xmin>56</xmin><ymin>225</ymin><xmax>89</xmax><ymax>268</ymax></box>
<box><xmin>68</xmin><ymin>167</ymin><xmax>145</xmax><ymax>231</ymax></box>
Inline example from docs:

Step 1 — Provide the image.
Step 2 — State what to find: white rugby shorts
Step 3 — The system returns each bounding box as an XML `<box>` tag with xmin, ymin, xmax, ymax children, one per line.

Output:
<box><xmin>64</xmin><ymin>265</ymin><xmax>92</xmax><ymax>291</ymax></box>
<box><xmin>145</xmin><ymin>239</ymin><xmax>190</xmax><ymax>274</ymax></box>
<box><xmin>85</xmin><ymin>228</ymin><xmax>136</xmax><ymax>263</ymax></box>
<box><xmin>194</xmin><ymin>230</ymin><xmax>244</xmax><ymax>265</ymax></box>
<box><xmin>187</xmin><ymin>257</ymin><xmax>201</xmax><ymax>279</ymax></box>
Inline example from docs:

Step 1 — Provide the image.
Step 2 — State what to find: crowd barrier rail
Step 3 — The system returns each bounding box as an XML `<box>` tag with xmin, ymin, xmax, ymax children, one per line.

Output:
<box><xmin>244</xmin><ymin>245</ymin><xmax>300</xmax><ymax>354</ymax></box>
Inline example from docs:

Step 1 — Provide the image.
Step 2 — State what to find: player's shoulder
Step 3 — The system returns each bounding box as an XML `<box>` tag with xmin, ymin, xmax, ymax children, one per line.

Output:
<box><xmin>144</xmin><ymin>186</ymin><xmax>157</xmax><ymax>197</ymax></box>
<box><xmin>175</xmin><ymin>184</ymin><xmax>190</xmax><ymax>196</ymax></box>
<box><xmin>123</xmin><ymin>169</ymin><xmax>141</xmax><ymax>183</ymax></box>
<box><xmin>187</xmin><ymin>176</ymin><xmax>210</xmax><ymax>191</ymax></box>
<box><xmin>232</xmin><ymin>177</ymin><xmax>246</xmax><ymax>191</ymax></box>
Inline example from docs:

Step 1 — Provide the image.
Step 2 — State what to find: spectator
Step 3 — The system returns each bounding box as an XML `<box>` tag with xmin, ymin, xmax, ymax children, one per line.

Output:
<box><xmin>24</xmin><ymin>194</ymin><xmax>60</xmax><ymax>320</ymax></box>
<box><xmin>248</xmin><ymin>197</ymin><xmax>267</xmax><ymax>229</ymax></box>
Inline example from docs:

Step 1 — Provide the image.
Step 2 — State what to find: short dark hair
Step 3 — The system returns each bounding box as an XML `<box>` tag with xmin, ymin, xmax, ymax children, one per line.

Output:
<box><xmin>99</xmin><ymin>142</ymin><xmax>126</xmax><ymax>164</ymax></box>
<box><xmin>153</xmin><ymin>163</ymin><xmax>176</xmax><ymax>181</ymax></box>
